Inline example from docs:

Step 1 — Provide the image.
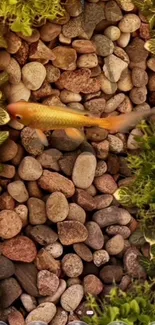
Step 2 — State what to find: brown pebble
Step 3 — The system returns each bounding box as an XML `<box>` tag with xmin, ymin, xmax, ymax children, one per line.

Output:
<box><xmin>18</xmin><ymin>156</ymin><xmax>43</xmax><ymax>181</ymax></box>
<box><xmin>74</xmin><ymin>189</ymin><xmax>96</xmax><ymax>211</ymax></box>
<box><xmin>62</xmin><ymin>253</ymin><xmax>83</xmax><ymax>277</ymax></box>
<box><xmin>85</xmin><ymin>221</ymin><xmax>104</xmax><ymax>250</ymax></box>
<box><xmin>105</xmin><ymin>234</ymin><xmax>125</xmax><ymax>255</ymax></box>
<box><xmin>73</xmin><ymin>243</ymin><xmax>93</xmax><ymax>262</ymax></box>
<box><xmin>1</xmin><ymin>236</ymin><xmax>37</xmax><ymax>263</ymax></box>
<box><xmin>0</xmin><ymin>139</ymin><xmax>18</xmax><ymax>162</ymax></box>
<box><xmin>0</xmin><ymin>277</ymin><xmax>22</xmax><ymax>308</ymax></box>
<box><xmin>94</xmin><ymin>194</ymin><xmax>113</xmax><ymax>210</ymax></box>
<box><xmin>100</xmin><ymin>265</ymin><xmax>123</xmax><ymax>284</ymax></box>
<box><xmin>11</xmin><ymin>144</ymin><xmax>25</xmax><ymax>166</ymax></box>
<box><xmin>15</xmin><ymin>262</ymin><xmax>39</xmax><ymax>297</ymax></box>
<box><xmin>29</xmin><ymin>225</ymin><xmax>58</xmax><ymax>245</ymax></box>
<box><xmin>36</xmin><ymin>248</ymin><xmax>61</xmax><ymax>275</ymax></box>
<box><xmin>8</xmin><ymin>310</ymin><xmax>25</xmax><ymax>325</ymax></box>
<box><xmin>37</xmin><ymin>270</ymin><xmax>59</xmax><ymax>296</ymax></box>
<box><xmin>67</xmin><ymin>203</ymin><xmax>86</xmax><ymax>224</ymax></box>
<box><xmin>0</xmin><ymin>210</ymin><xmax>22</xmax><ymax>239</ymax></box>
<box><xmin>83</xmin><ymin>274</ymin><xmax>103</xmax><ymax>295</ymax></box>
<box><xmin>38</xmin><ymin>170</ymin><xmax>75</xmax><ymax>198</ymax></box>
<box><xmin>94</xmin><ymin>173</ymin><xmax>117</xmax><ymax>194</ymax></box>
<box><xmin>28</xmin><ymin>197</ymin><xmax>47</xmax><ymax>225</ymax></box>
<box><xmin>0</xmin><ymin>255</ymin><xmax>15</xmax><ymax>280</ymax></box>
<box><xmin>57</xmin><ymin>220</ymin><xmax>88</xmax><ymax>245</ymax></box>
<box><xmin>124</xmin><ymin>247</ymin><xmax>146</xmax><ymax>279</ymax></box>
<box><xmin>0</xmin><ymin>192</ymin><xmax>15</xmax><ymax>210</ymax></box>
<box><xmin>7</xmin><ymin>180</ymin><xmax>29</xmax><ymax>203</ymax></box>
<box><xmin>46</xmin><ymin>192</ymin><xmax>69</xmax><ymax>223</ymax></box>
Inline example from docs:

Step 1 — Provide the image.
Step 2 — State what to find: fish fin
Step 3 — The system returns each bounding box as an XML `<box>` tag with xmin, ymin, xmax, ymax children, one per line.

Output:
<box><xmin>65</xmin><ymin>128</ymin><xmax>85</xmax><ymax>142</ymax></box>
<box><xmin>97</xmin><ymin>108</ymin><xmax>155</xmax><ymax>133</ymax></box>
<box><xmin>49</xmin><ymin>105</ymin><xmax>92</xmax><ymax>116</ymax></box>
<box><xmin>35</xmin><ymin>129</ymin><xmax>48</xmax><ymax>146</ymax></box>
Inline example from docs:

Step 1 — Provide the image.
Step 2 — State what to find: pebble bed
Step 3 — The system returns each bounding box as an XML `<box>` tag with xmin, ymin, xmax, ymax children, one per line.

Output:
<box><xmin>0</xmin><ymin>0</ymin><xmax>153</xmax><ymax>324</ymax></box>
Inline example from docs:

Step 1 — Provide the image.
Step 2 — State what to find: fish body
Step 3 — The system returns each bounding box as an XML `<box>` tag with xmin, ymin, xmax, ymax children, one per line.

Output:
<box><xmin>7</xmin><ymin>101</ymin><xmax>155</xmax><ymax>146</ymax></box>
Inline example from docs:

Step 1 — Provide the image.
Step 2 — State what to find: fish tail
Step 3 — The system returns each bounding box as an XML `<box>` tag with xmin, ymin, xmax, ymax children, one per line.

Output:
<box><xmin>97</xmin><ymin>108</ymin><xmax>155</xmax><ymax>133</ymax></box>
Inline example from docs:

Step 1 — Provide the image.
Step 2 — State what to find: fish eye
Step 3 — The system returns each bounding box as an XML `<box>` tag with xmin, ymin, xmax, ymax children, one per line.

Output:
<box><xmin>15</xmin><ymin>114</ymin><xmax>22</xmax><ymax>120</ymax></box>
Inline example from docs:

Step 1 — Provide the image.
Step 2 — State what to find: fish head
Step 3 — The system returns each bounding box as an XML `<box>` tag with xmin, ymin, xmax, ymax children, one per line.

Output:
<box><xmin>7</xmin><ymin>101</ymin><xmax>33</xmax><ymax>126</ymax></box>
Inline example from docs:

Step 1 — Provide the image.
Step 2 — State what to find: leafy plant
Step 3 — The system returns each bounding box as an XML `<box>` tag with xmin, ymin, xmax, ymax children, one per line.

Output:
<box><xmin>0</xmin><ymin>0</ymin><xmax>65</xmax><ymax>36</ymax></box>
<box><xmin>84</xmin><ymin>281</ymin><xmax>155</xmax><ymax>325</ymax></box>
<box><xmin>130</xmin><ymin>0</ymin><xmax>155</xmax><ymax>54</ymax></box>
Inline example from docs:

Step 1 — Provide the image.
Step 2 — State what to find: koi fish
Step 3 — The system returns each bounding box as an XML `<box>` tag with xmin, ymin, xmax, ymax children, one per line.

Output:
<box><xmin>7</xmin><ymin>101</ymin><xmax>155</xmax><ymax>147</ymax></box>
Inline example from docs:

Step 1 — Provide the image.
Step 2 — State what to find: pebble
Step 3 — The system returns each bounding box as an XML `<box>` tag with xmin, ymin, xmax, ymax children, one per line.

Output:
<box><xmin>105</xmin><ymin>234</ymin><xmax>125</xmax><ymax>255</ymax></box>
<box><xmin>127</xmin><ymin>128</ymin><xmax>143</xmax><ymax>150</ymax></box>
<box><xmin>21</xmin><ymin>127</ymin><xmax>44</xmax><ymax>156</ymax></box>
<box><xmin>83</xmin><ymin>274</ymin><xmax>103</xmax><ymax>295</ymax></box>
<box><xmin>36</xmin><ymin>249</ymin><xmax>60</xmax><ymax>275</ymax></box>
<box><xmin>74</xmin><ymin>188</ymin><xmax>96</xmax><ymax>211</ymax></box>
<box><xmin>103</xmin><ymin>54</ymin><xmax>128</xmax><ymax>82</ymax></box>
<box><xmin>106</xmin><ymin>225</ymin><xmax>131</xmax><ymax>239</ymax></box>
<box><xmin>57</xmin><ymin>68</ymin><xmax>100</xmax><ymax>94</ymax></box>
<box><xmin>117</xmin><ymin>69</ymin><xmax>133</xmax><ymax>92</ymax></box>
<box><xmin>62</xmin><ymin>253</ymin><xmax>83</xmax><ymax>277</ymax></box>
<box><xmin>84</xmin><ymin>221</ymin><xmax>104</xmax><ymax>250</ymax></box>
<box><xmin>38</xmin><ymin>170</ymin><xmax>75</xmax><ymax>198</ymax></box>
<box><xmin>51</xmin><ymin>129</ymin><xmax>83</xmax><ymax>151</ymax></box>
<box><xmin>45</xmin><ymin>64</ymin><xmax>61</xmax><ymax>83</ymax></box>
<box><xmin>8</xmin><ymin>309</ymin><xmax>25</xmax><ymax>325</ymax></box>
<box><xmin>40</xmin><ymin>22</ymin><xmax>61</xmax><ymax>42</ymax></box>
<box><xmin>85</xmin><ymin>126</ymin><xmax>108</xmax><ymax>142</ymax></box>
<box><xmin>129</xmin><ymin>86</ymin><xmax>147</xmax><ymax>104</ymax></box>
<box><xmin>0</xmin><ymin>277</ymin><xmax>22</xmax><ymax>308</ymax></box>
<box><xmin>72</xmin><ymin>152</ymin><xmax>96</xmax><ymax>189</ymax></box>
<box><xmin>0</xmin><ymin>51</ymin><xmax>11</xmax><ymax>70</ymax></box>
<box><xmin>94</xmin><ymin>174</ymin><xmax>117</xmax><ymax>194</ymax></box>
<box><xmin>105</xmin><ymin>0</ymin><xmax>123</xmax><ymax>22</ymax></box>
<box><xmin>72</xmin><ymin>40</ymin><xmax>96</xmax><ymax>53</ymax></box>
<box><xmin>60</xmin><ymin>284</ymin><xmax>84</xmax><ymax>312</ymax></box>
<box><xmin>27</xmin><ymin>181</ymin><xmax>43</xmax><ymax>199</ymax></box>
<box><xmin>39</xmin><ymin>279</ymin><xmax>67</xmax><ymax>304</ymax></box>
<box><xmin>28</xmin><ymin>197</ymin><xmax>47</xmax><ymax>225</ymax></box>
<box><xmin>73</xmin><ymin>243</ymin><xmax>93</xmax><ymax>262</ymax></box>
<box><xmin>108</xmin><ymin>135</ymin><xmax>124</xmax><ymax>153</ymax></box>
<box><xmin>25</xmin><ymin>302</ymin><xmax>56</xmax><ymax>324</ymax></box>
<box><xmin>126</xmin><ymin>38</ymin><xmax>148</xmax><ymax>63</ymax></box>
<box><xmin>117</xmin><ymin>32</ymin><xmax>130</xmax><ymax>48</ymax></box>
<box><xmin>92</xmin><ymin>140</ymin><xmax>109</xmax><ymax>159</ymax></box>
<box><xmin>46</xmin><ymin>192</ymin><xmax>69</xmax><ymax>223</ymax></box>
<box><xmin>92</xmin><ymin>34</ymin><xmax>114</xmax><ymax>57</ymax></box>
<box><xmin>50</xmin><ymin>307</ymin><xmax>68</xmax><ymax>325</ymax></box>
<box><xmin>6</xmin><ymin>82</ymin><xmax>31</xmax><ymax>103</ymax></box>
<box><xmin>14</xmin><ymin>40</ymin><xmax>29</xmax><ymax>66</ymax></box>
<box><xmin>67</xmin><ymin>203</ymin><xmax>86</xmax><ymax>224</ymax></box>
<box><xmin>45</xmin><ymin>242</ymin><xmax>63</xmax><ymax>258</ymax></box>
<box><xmin>1</xmin><ymin>236</ymin><xmax>37</xmax><ymax>263</ymax></box>
<box><xmin>29</xmin><ymin>225</ymin><xmax>58</xmax><ymax>246</ymax></box>
<box><xmin>15</xmin><ymin>262</ymin><xmax>39</xmax><ymax>297</ymax></box>
<box><xmin>0</xmin><ymin>256</ymin><xmax>15</xmax><ymax>280</ymax></box>
<box><xmin>99</xmin><ymin>73</ymin><xmax>117</xmax><ymax>95</ymax></box>
<box><xmin>95</xmin><ymin>160</ymin><xmax>107</xmax><ymax>177</ymax></box>
<box><xmin>93</xmin><ymin>250</ymin><xmax>110</xmax><ymax>267</ymax></box>
<box><xmin>84</xmin><ymin>98</ymin><xmax>106</xmax><ymax>116</ymax></box>
<box><xmin>37</xmin><ymin>149</ymin><xmax>62</xmax><ymax>171</ymax></box>
<box><xmin>77</xmin><ymin>53</ymin><xmax>98</xmax><ymax>68</ymax></box>
<box><xmin>105</xmin><ymin>93</ymin><xmax>125</xmax><ymax>113</ymax></box>
<box><xmin>147</xmin><ymin>57</ymin><xmax>155</xmax><ymax>72</ymax></box>
<box><xmin>0</xmin><ymin>140</ymin><xmax>18</xmax><ymax>162</ymax></box>
<box><xmin>37</xmin><ymin>270</ymin><xmax>59</xmax><ymax>296</ymax></box>
<box><xmin>5</xmin><ymin>58</ymin><xmax>21</xmax><ymax>84</ymax></box>
<box><xmin>124</xmin><ymin>247</ymin><xmax>146</xmax><ymax>279</ymax></box>
<box><xmin>0</xmin><ymin>165</ymin><xmax>15</xmax><ymax>179</ymax></box>
<box><xmin>0</xmin><ymin>210</ymin><xmax>22</xmax><ymax>239</ymax></box>
<box><xmin>11</xmin><ymin>144</ymin><xmax>25</xmax><ymax>165</ymax></box>
<box><xmin>104</xmin><ymin>26</ymin><xmax>121</xmax><ymax>41</ymax></box>
<box><xmin>119</xmin><ymin>14</ymin><xmax>141</xmax><ymax>33</ymax></box>
<box><xmin>100</xmin><ymin>265</ymin><xmax>123</xmax><ymax>284</ymax></box>
<box><xmin>7</xmin><ymin>180</ymin><xmax>29</xmax><ymax>203</ymax></box>
<box><xmin>5</xmin><ymin>31</ymin><xmax>22</xmax><ymax>54</ymax></box>
<box><xmin>131</xmin><ymin>67</ymin><xmax>148</xmax><ymax>87</ymax></box>
<box><xmin>22</xmin><ymin>62</ymin><xmax>46</xmax><ymax>90</ymax></box>
<box><xmin>52</xmin><ymin>46</ymin><xmax>77</xmax><ymax>70</ymax></box>
<box><xmin>60</xmin><ymin>90</ymin><xmax>82</xmax><ymax>103</ymax></box>
<box><xmin>18</xmin><ymin>156</ymin><xmax>43</xmax><ymax>181</ymax></box>
<box><xmin>94</xmin><ymin>194</ymin><xmax>113</xmax><ymax>210</ymax></box>
<box><xmin>57</xmin><ymin>220</ymin><xmax>88</xmax><ymax>245</ymax></box>
<box><xmin>20</xmin><ymin>293</ymin><xmax>37</xmax><ymax>312</ymax></box>
<box><xmin>93</xmin><ymin>206</ymin><xmax>132</xmax><ymax>228</ymax></box>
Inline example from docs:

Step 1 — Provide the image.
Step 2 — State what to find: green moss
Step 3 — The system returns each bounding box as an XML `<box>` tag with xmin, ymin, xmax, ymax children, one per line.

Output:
<box><xmin>0</xmin><ymin>0</ymin><xmax>65</xmax><ymax>36</ymax></box>
<box><xmin>84</xmin><ymin>281</ymin><xmax>155</xmax><ymax>325</ymax></box>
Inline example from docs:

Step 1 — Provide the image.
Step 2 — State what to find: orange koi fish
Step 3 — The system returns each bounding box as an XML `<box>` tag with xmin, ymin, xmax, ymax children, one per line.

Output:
<box><xmin>7</xmin><ymin>101</ymin><xmax>155</xmax><ymax>146</ymax></box>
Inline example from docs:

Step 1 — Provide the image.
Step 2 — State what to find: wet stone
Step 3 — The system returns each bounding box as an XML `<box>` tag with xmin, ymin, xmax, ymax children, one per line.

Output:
<box><xmin>0</xmin><ymin>277</ymin><xmax>22</xmax><ymax>308</ymax></box>
<box><xmin>15</xmin><ymin>262</ymin><xmax>39</xmax><ymax>297</ymax></box>
<box><xmin>0</xmin><ymin>256</ymin><xmax>15</xmax><ymax>280</ymax></box>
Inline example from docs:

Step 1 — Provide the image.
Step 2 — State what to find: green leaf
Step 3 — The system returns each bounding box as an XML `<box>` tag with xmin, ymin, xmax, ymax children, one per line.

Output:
<box><xmin>129</xmin><ymin>300</ymin><xmax>140</xmax><ymax>314</ymax></box>
<box><xmin>138</xmin><ymin>256</ymin><xmax>155</xmax><ymax>277</ymax></box>
<box><xmin>0</xmin><ymin>107</ymin><xmax>10</xmax><ymax>125</ymax></box>
<box><xmin>0</xmin><ymin>131</ymin><xmax>9</xmax><ymax>146</ymax></box>
<box><xmin>138</xmin><ymin>314</ymin><xmax>150</xmax><ymax>323</ymax></box>
<box><xmin>145</xmin><ymin>39</ymin><xmax>155</xmax><ymax>54</ymax></box>
<box><xmin>129</xmin><ymin>229</ymin><xmax>146</xmax><ymax>246</ymax></box>
<box><xmin>108</xmin><ymin>307</ymin><xmax>120</xmax><ymax>321</ymax></box>
<box><xmin>0</xmin><ymin>71</ymin><xmax>9</xmax><ymax>87</ymax></box>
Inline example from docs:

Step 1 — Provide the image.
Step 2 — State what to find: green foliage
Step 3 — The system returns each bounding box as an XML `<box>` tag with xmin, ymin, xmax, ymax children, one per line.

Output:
<box><xmin>131</xmin><ymin>0</ymin><xmax>155</xmax><ymax>54</ymax></box>
<box><xmin>84</xmin><ymin>282</ymin><xmax>155</xmax><ymax>325</ymax></box>
<box><xmin>0</xmin><ymin>0</ymin><xmax>65</xmax><ymax>36</ymax></box>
